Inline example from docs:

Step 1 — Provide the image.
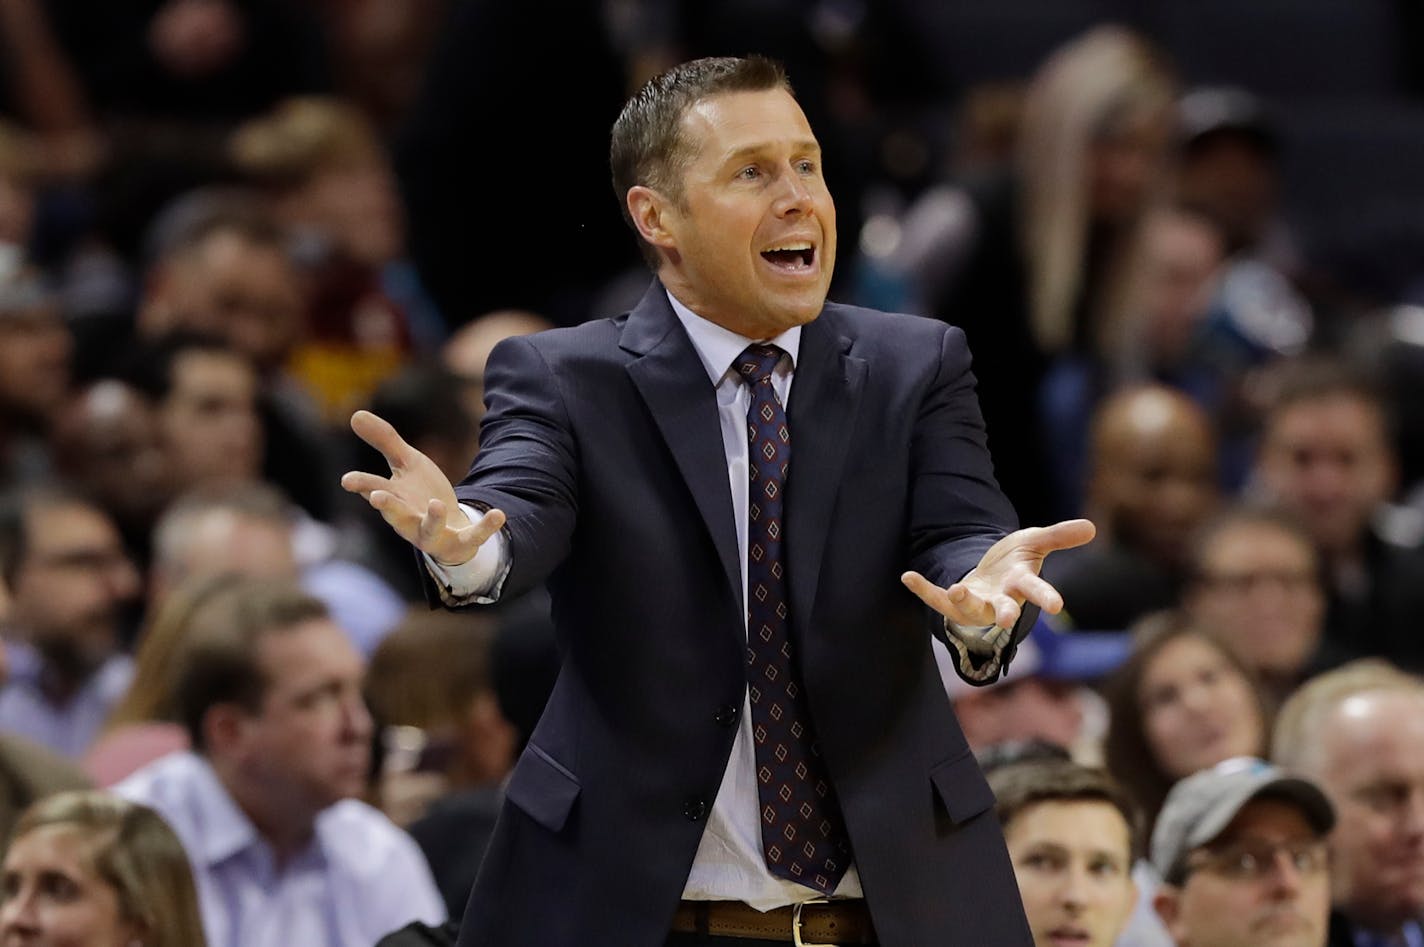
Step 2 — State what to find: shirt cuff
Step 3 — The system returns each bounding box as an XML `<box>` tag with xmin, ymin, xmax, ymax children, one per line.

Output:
<box><xmin>941</xmin><ymin>619</ymin><xmax>1015</xmax><ymax>686</ymax></box>
<box><xmin>422</xmin><ymin>503</ymin><xmax>511</xmax><ymax>605</ymax></box>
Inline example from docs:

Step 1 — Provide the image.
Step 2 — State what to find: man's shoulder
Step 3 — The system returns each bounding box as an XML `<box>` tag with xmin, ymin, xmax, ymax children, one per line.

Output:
<box><xmin>317</xmin><ymin>798</ymin><xmax>431</xmax><ymax>872</ymax></box>
<box><xmin>819</xmin><ymin>301</ymin><xmax>964</xmax><ymax>360</ymax></box>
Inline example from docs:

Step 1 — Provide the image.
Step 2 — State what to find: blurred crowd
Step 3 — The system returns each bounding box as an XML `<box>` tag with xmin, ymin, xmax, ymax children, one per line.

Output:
<box><xmin>2</xmin><ymin>1</ymin><xmax>1424</xmax><ymax>945</ymax></box>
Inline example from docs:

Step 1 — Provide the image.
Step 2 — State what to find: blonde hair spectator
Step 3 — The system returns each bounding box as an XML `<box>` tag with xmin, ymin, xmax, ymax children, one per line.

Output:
<box><xmin>3</xmin><ymin>790</ymin><xmax>207</xmax><ymax>947</ymax></box>
<box><xmin>1018</xmin><ymin>25</ymin><xmax>1176</xmax><ymax>359</ymax></box>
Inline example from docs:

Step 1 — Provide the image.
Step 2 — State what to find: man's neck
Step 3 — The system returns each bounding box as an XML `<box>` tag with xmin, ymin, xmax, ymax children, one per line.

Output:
<box><xmin>212</xmin><ymin>759</ymin><xmax>319</xmax><ymax>867</ymax></box>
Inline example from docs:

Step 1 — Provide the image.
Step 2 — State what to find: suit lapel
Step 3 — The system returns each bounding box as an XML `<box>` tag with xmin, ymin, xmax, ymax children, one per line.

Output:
<box><xmin>622</xmin><ymin>283</ymin><xmax>744</xmax><ymax>616</ymax></box>
<box><xmin>785</xmin><ymin>308</ymin><xmax>866</xmax><ymax>631</ymax></box>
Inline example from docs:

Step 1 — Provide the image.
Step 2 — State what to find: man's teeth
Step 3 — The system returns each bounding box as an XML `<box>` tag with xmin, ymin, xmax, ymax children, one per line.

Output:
<box><xmin>766</xmin><ymin>243</ymin><xmax>812</xmax><ymax>252</ymax></box>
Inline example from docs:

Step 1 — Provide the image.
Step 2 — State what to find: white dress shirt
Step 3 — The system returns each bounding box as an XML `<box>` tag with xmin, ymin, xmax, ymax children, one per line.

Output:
<box><xmin>115</xmin><ymin>752</ymin><xmax>446</xmax><ymax>947</ymax></box>
<box><xmin>429</xmin><ymin>290</ymin><xmax>862</xmax><ymax>908</ymax></box>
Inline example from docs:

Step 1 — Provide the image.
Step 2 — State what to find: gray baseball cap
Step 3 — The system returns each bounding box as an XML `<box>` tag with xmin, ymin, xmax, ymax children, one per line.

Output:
<box><xmin>1151</xmin><ymin>757</ymin><xmax>1335</xmax><ymax>884</ymax></box>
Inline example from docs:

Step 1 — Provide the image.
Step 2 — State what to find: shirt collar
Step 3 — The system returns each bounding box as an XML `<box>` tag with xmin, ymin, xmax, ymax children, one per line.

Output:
<box><xmin>182</xmin><ymin>753</ymin><xmax>264</xmax><ymax>866</ymax></box>
<box><xmin>665</xmin><ymin>290</ymin><xmax>801</xmax><ymax>386</ymax></box>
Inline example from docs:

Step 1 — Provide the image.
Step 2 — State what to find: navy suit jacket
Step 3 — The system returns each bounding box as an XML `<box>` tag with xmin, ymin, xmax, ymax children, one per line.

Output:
<box><xmin>444</xmin><ymin>281</ymin><xmax>1034</xmax><ymax>946</ymax></box>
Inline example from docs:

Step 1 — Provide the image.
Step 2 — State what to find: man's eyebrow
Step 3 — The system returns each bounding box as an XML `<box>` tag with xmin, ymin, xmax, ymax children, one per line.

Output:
<box><xmin>720</xmin><ymin>139</ymin><xmax>822</xmax><ymax>164</ymax></box>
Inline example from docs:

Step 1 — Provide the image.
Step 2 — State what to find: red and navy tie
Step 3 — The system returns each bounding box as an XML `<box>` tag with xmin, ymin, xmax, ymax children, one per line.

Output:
<box><xmin>735</xmin><ymin>343</ymin><xmax>852</xmax><ymax>895</ymax></box>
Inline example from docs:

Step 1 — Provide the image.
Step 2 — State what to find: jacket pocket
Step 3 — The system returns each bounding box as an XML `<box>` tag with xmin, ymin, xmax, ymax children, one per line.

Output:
<box><xmin>506</xmin><ymin>742</ymin><xmax>581</xmax><ymax>832</ymax></box>
<box><xmin>929</xmin><ymin>749</ymin><xmax>996</xmax><ymax>824</ymax></box>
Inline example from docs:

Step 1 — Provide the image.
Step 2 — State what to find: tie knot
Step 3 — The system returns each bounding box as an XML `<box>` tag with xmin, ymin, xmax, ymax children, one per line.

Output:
<box><xmin>735</xmin><ymin>344</ymin><xmax>784</xmax><ymax>385</ymax></box>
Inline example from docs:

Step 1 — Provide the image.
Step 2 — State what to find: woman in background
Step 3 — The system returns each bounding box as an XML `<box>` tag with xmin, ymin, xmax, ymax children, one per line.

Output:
<box><xmin>0</xmin><ymin>790</ymin><xmax>206</xmax><ymax>946</ymax></box>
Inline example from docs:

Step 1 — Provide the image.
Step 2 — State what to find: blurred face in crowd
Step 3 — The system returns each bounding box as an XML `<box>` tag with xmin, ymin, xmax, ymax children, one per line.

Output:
<box><xmin>1088</xmin><ymin>102</ymin><xmax>1172</xmax><ymax>225</ymax></box>
<box><xmin>1256</xmin><ymin>393</ymin><xmax>1396</xmax><ymax>559</ymax></box>
<box><xmin>1155</xmin><ymin>798</ymin><xmax>1331</xmax><ymax>947</ymax></box>
<box><xmin>230</xmin><ymin>619</ymin><xmax>373</xmax><ymax>825</ymax></box>
<box><xmin>1090</xmin><ymin>388</ymin><xmax>1219</xmax><ymax>568</ymax></box>
<box><xmin>1005</xmin><ymin>799</ymin><xmax>1137</xmax><ymax>947</ymax></box>
<box><xmin>1139</xmin><ymin>634</ymin><xmax>1263</xmax><ymax>780</ymax></box>
<box><xmin>630</xmin><ymin>88</ymin><xmax>837</xmax><ymax>340</ymax></box>
<box><xmin>1186</xmin><ymin>520</ymin><xmax>1323</xmax><ymax>680</ymax></box>
<box><xmin>954</xmin><ymin>677</ymin><xmax>1084</xmax><ymax>754</ymax></box>
<box><xmin>8</xmin><ymin>501</ymin><xmax>140</xmax><ymax>678</ymax></box>
<box><xmin>157</xmin><ymin>349</ymin><xmax>262</xmax><ymax>491</ymax></box>
<box><xmin>147</xmin><ymin>230</ymin><xmax>304</xmax><ymax>373</ymax></box>
<box><xmin>1138</xmin><ymin>209</ymin><xmax>1225</xmax><ymax>366</ymax></box>
<box><xmin>152</xmin><ymin>510</ymin><xmax>295</xmax><ymax>608</ymax></box>
<box><xmin>288</xmin><ymin>161</ymin><xmax>404</xmax><ymax>268</ymax></box>
<box><xmin>0</xmin><ymin>306</ymin><xmax>71</xmax><ymax>429</ymax></box>
<box><xmin>1312</xmin><ymin>692</ymin><xmax>1424</xmax><ymax>932</ymax></box>
<box><xmin>0</xmin><ymin>825</ymin><xmax>141</xmax><ymax>947</ymax></box>
<box><xmin>53</xmin><ymin>382</ymin><xmax>169</xmax><ymax>529</ymax></box>
<box><xmin>1177</xmin><ymin>135</ymin><xmax>1278</xmax><ymax>254</ymax></box>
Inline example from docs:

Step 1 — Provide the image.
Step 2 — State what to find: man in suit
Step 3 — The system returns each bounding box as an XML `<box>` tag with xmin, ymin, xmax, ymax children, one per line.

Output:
<box><xmin>344</xmin><ymin>55</ymin><xmax>1093</xmax><ymax>947</ymax></box>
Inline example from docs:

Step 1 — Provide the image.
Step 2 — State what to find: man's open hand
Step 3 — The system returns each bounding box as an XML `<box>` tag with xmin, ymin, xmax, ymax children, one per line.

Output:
<box><xmin>341</xmin><ymin>410</ymin><xmax>505</xmax><ymax>567</ymax></box>
<box><xmin>901</xmin><ymin>519</ymin><xmax>1096</xmax><ymax>629</ymax></box>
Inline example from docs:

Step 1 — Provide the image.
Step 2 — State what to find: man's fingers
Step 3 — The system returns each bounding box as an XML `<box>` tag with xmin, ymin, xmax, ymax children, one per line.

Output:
<box><xmin>350</xmin><ymin>409</ymin><xmax>413</xmax><ymax>470</ymax></box>
<box><xmin>1027</xmin><ymin>518</ymin><xmax>1096</xmax><ymax>554</ymax></box>
<box><xmin>992</xmin><ymin>594</ymin><xmax>1022</xmax><ymax>630</ymax></box>
<box><xmin>340</xmin><ymin>470</ymin><xmax>390</xmax><ymax>498</ymax></box>
<box><xmin>900</xmin><ymin>571</ymin><xmax>950</xmax><ymax>612</ymax></box>
<box><xmin>1005</xmin><ymin>572</ymin><xmax>1064</xmax><ymax>615</ymax></box>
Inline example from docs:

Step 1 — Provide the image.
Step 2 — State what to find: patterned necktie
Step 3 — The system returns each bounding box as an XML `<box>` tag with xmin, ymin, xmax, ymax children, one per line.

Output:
<box><xmin>734</xmin><ymin>343</ymin><xmax>851</xmax><ymax>895</ymax></box>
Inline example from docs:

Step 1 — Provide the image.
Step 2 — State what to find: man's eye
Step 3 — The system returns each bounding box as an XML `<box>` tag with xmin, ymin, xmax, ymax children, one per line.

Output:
<box><xmin>796</xmin><ymin>160</ymin><xmax>816</xmax><ymax>174</ymax></box>
<box><xmin>738</xmin><ymin>166</ymin><xmax>761</xmax><ymax>180</ymax></box>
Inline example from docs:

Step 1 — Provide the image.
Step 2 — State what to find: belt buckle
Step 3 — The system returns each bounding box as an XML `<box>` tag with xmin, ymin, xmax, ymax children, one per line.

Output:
<box><xmin>792</xmin><ymin>898</ymin><xmax>836</xmax><ymax>947</ymax></box>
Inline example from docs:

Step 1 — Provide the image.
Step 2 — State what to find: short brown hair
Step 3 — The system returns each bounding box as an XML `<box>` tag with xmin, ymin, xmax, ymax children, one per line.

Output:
<box><xmin>989</xmin><ymin>759</ymin><xmax>1140</xmax><ymax>857</ymax></box>
<box><xmin>609</xmin><ymin>55</ymin><xmax>790</xmax><ymax>268</ymax></box>
<box><xmin>172</xmin><ymin>578</ymin><xmax>330</xmax><ymax>751</ymax></box>
<box><xmin>366</xmin><ymin>609</ymin><xmax>498</xmax><ymax>731</ymax></box>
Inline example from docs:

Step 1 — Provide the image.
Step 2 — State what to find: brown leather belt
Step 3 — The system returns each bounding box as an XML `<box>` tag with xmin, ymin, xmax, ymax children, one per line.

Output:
<box><xmin>671</xmin><ymin>899</ymin><xmax>876</xmax><ymax>945</ymax></box>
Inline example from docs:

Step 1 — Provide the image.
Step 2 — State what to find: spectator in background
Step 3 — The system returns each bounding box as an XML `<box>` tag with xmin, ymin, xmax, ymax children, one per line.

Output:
<box><xmin>230</xmin><ymin>96</ymin><xmax>444</xmax><ymax>421</ymax></box>
<box><xmin>125</xmin><ymin>331</ymin><xmax>263</xmax><ymax>494</ymax></box>
<box><xmin>988</xmin><ymin>759</ymin><xmax>1139</xmax><ymax>947</ymax></box>
<box><xmin>147</xmin><ymin>482</ymin><xmax>405</xmax><ymax>655</ymax></box>
<box><xmin>1103</xmin><ymin>613</ymin><xmax>1269</xmax><ymax>841</ymax></box>
<box><xmin>1272</xmin><ymin>661</ymin><xmax>1424</xmax><ymax>947</ymax></box>
<box><xmin>0</xmin><ymin>263</ymin><xmax>71</xmax><ymax>486</ymax></box>
<box><xmin>136</xmin><ymin>191</ymin><xmax>340</xmax><ymax>523</ymax></box>
<box><xmin>441</xmin><ymin>309</ymin><xmax>554</xmax><ymax>424</ymax></box>
<box><xmin>0</xmin><ymin>486</ymin><xmax>140</xmax><ymax>758</ymax></box>
<box><xmin>50</xmin><ymin>379</ymin><xmax>170</xmax><ymax>569</ymax></box>
<box><xmin>115</xmin><ymin>578</ymin><xmax>444</xmax><ymax>947</ymax></box>
<box><xmin>0</xmin><ymin>790</ymin><xmax>208</xmax><ymax>947</ymax></box>
<box><xmin>1043</xmin><ymin>385</ymin><xmax>1219</xmax><ymax>631</ymax></box>
<box><xmin>937</xmin><ymin>620</ymin><xmax>1128</xmax><ymax>763</ymax></box>
<box><xmin>1150</xmin><ymin>759</ymin><xmax>1334</xmax><ymax>947</ymax></box>
<box><xmin>366</xmin><ymin>609</ymin><xmax>518</xmax><ymax>919</ymax></box>
<box><xmin>894</xmin><ymin>25</ymin><xmax>1178</xmax><ymax>524</ymax></box>
<box><xmin>1251</xmin><ymin>356</ymin><xmax>1424</xmax><ymax>670</ymax></box>
<box><xmin>1175</xmin><ymin>87</ymin><xmax>1299</xmax><ymax>274</ymax></box>
<box><xmin>1183</xmin><ymin>504</ymin><xmax>1353</xmax><ymax>706</ymax></box>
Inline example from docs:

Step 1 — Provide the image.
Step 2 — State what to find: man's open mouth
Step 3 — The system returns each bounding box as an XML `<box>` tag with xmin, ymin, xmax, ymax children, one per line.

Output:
<box><xmin>761</xmin><ymin>242</ymin><xmax>815</xmax><ymax>270</ymax></box>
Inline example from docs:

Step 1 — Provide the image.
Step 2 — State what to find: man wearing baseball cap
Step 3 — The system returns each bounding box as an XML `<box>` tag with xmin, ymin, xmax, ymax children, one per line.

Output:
<box><xmin>1151</xmin><ymin>757</ymin><xmax>1335</xmax><ymax>947</ymax></box>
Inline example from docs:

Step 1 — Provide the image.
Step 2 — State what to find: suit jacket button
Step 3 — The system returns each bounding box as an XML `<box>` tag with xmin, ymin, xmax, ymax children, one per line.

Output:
<box><xmin>714</xmin><ymin>704</ymin><xmax>739</xmax><ymax>727</ymax></box>
<box><xmin>684</xmin><ymin>798</ymin><xmax>707</xmax><ymax>821</ymax></box>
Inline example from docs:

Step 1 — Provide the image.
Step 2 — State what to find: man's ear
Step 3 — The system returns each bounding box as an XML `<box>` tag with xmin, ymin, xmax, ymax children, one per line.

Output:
<box><xmin>202</xmin><ymin>703</ymin><xmax>248</xmax><ymax>758</ymax></box>
<box><xmin>1153</xmin><ymin>885</ymin><xmax>1184</xmax><ymax>942</ymax></box>
<box><xmin>626</xmin><ymin>186</ymin><xmax>677</xmax><ymax>253</ymax></box>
